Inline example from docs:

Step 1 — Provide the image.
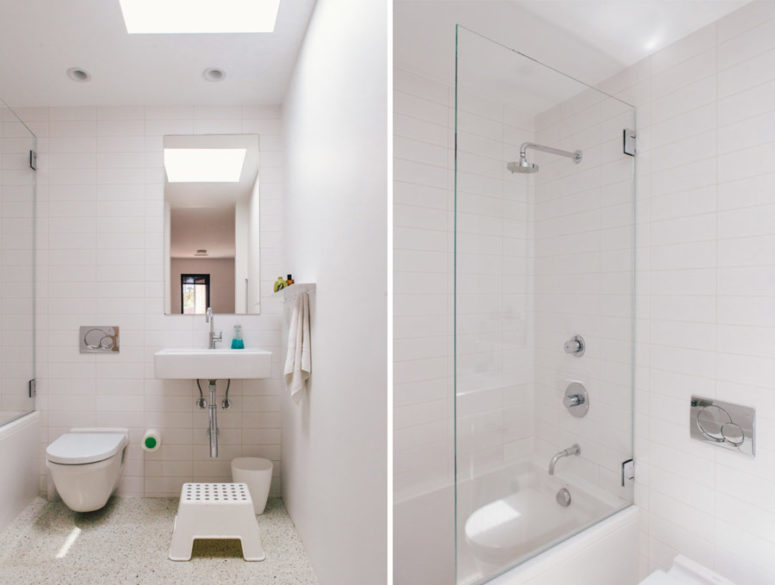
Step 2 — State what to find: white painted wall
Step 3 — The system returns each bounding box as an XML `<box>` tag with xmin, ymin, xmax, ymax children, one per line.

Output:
<box><xmin>235</xmin><ymin>199</ymin><xmax>249</xmax><ymax>313</ymax></box>
<box><xmin>170</xmin><ymin>257</ymin><xmax>236</xmax><ymax>314</ymax></box>
<box><xmin>17</xmin><ymin>104</ymin><xmax>286</xmax><ymax>498</ymax></box>
<box><xmin>247</xmin><ymin>176</ymin><xmax>262</xmax><ymax>313</ymax></box>
<box><xmin>280</xmin><ymin>0</ymin><xmax>388</xmax><ymax>584</ymax></box>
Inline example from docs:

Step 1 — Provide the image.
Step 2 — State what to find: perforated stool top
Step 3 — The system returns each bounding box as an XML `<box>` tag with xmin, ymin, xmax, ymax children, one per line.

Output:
<box><xmin>181</xmin><ymin>482</ymin><xmax>251</xmax><ymax>504</ymax></box>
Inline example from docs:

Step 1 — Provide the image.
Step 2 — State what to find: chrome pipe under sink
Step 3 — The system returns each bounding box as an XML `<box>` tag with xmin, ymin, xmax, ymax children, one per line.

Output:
<box><xmin>208</xmin><ymin>379</ymin><xmax>218</xmax><ymax>458</ymax></box>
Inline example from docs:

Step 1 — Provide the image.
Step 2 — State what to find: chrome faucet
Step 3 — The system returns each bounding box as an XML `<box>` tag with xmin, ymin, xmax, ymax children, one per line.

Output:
<box><xmin>548</xmin><ymin>444</ymin><xmax>580</xmax><ymax>475</ymax></box>
<box><xmin>205</xmin><ymin>307</ymin><xmax>222</xmax><ymax>349</ymax></box>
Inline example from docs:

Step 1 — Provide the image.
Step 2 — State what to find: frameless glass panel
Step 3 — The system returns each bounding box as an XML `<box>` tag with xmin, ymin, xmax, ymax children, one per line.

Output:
<box><xmin>0</xmin><ymin>99</ymin><xmax>36</xmax><ymax>425</ymax></box>
<box><xmin>454</xmin><ymin>26</ymin><xmax>635</xmax><ymax>584</ymax></box>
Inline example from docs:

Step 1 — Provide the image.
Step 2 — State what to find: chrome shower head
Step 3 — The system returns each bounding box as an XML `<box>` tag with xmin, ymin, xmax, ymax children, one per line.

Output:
<box><xmin>507</xmin><ymin>157</ymin><xmax>539</xmax><ymax>174</ymax></box>
<box><xmin>507</xmin><ymin>142</ymin><xmax>583</xmax><ymax>175</ymax></box>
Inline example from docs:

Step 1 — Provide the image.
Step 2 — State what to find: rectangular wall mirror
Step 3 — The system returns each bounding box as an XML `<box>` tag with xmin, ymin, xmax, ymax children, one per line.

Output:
<box><xmin>163</xmin><ymin>134</ymin><xmax>261</xmax><ymax>315</ymax></box>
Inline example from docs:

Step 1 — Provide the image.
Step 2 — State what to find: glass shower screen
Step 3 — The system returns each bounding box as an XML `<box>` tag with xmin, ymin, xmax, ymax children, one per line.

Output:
<box><xmin>454</xmin><ymin>26</ymin><xmax>636</xmax><ymax>584</ymax></box>
<box><xmin>0</xmin><ymin>100</ymin><xmax>36</xmax><ymax>425</ymax></box>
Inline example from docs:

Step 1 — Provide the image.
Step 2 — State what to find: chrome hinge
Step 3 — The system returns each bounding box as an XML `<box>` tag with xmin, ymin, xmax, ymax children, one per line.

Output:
<box><xmin>621</xmin><ymin>458</ymin><xmax>635</xmax><ymax>486</ymax></box>
<box><xmin>28</xmin><ymin>378</ymin><xmax>36</xmax><ymax>398</ymax></box>
<box><xmin>623</xmin><ymin>129</ymin><xmax>636</xmax><ymax>156</ymax></box>
<box><xmin>29</xmin><ymin>150</ymin><xmax>37</xmax><ymax>171</ymax></box>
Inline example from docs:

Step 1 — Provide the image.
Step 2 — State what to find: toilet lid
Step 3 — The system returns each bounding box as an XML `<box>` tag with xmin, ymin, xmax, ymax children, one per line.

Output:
<box><xmin>640</xmin><ymin>571</ymin><xmax>676</xmax><ymax>585</ymax></box>
<box><xmin>46</xmin><ymin>432</ymin><xmax>127</xmax><ymax>465</ymax></box>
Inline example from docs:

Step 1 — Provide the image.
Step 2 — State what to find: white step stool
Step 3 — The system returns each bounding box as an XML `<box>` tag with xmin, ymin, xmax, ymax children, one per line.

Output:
<box><xmin>169</xmin><ymin>482</ymin><xmax>265</xmax><ymax>561</ymax></box>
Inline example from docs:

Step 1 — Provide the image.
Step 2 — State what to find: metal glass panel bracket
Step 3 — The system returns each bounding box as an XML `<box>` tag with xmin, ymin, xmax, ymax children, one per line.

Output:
<box><xmin>623</xmin><ymin>129</ymin><xmax>636</xmax><ymax>156</ymax></box>
<box><xmin>690</xmin><ymin>396</ymin><xmax>755</xmax><ymax>457</ymax></box>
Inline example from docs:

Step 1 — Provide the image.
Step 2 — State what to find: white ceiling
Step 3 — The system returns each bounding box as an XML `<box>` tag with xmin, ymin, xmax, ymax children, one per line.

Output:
<box><xmin>164</xmin><ymin>134</ymin><xmax>260</xmax><ymax>209</ymax></box>
<box><xmin>0</xmin><ymin>0</ymin><xmax>316</xmax><ymax>107</ymax></box>
<box><xmin>511</xmin><ymin>0</ymin><xmax>752</xmax><ymax>67</ymax></box>
<box><xmin>396</xmin><ymin>1</ymin><xmax>755</xmax><ymax>95</ymax></box>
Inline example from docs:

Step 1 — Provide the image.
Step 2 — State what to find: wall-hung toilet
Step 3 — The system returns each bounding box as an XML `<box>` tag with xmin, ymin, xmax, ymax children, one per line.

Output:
<box><xmin>46</xmin><ymin>428</ymin><xmax>129</xmax><ymax>512</ymax></box>
<box><xmin>641</xmin><ymin>555</ymin><xmax>736</xmax><ymax>585</ymax></box>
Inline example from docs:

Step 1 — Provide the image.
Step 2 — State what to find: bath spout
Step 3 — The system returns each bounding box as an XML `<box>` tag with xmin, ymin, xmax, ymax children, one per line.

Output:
<box><xmin>548</xmin><ymin>444</ymin><xmax>580</xmax><ymax>475</ymax></box>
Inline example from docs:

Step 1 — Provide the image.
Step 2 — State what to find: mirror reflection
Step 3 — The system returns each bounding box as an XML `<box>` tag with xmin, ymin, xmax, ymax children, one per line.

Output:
<box><xmin>163</xmin><ymin>134</ymin><xmax>261</xmax><ymax>315</ymax></box>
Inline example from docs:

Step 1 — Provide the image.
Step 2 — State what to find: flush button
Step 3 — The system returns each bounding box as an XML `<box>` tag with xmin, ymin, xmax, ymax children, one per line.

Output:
<box><xmin>690</xmin><ymin>396</ymin><xmax>755</xmax><ymax>456</ymax></box>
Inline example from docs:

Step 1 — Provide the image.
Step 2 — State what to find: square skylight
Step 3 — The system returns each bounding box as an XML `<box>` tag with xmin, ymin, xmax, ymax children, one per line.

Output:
<box><xmin>119</xmin><ymin>0</ymin><xmax>280</xmax><ymax>34</ymax></box>
<box><xmin>164</xmin><ymin>148</ymin><xmax>247</xmax><ymax>183</ymax></box>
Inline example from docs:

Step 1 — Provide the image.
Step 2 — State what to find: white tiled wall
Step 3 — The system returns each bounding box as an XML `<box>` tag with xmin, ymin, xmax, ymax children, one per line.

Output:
<box><xmin>596</xmin><ymin>2</ymin><xmax>775</xmax><ymax>581</ymax></box>
<box><xmin>532</xmin><ymin>89</ymin><xmax>635</xmax><ymax>501</ymax></box>
<box><xmin>394</xmin><ymin>67</ymin><xmax>455</xmax><ymax>503</ymax></box>
<box><xmin>455</xmin><ymin>80</ymin><xmax>535</xmax><ymax>486</ymax></box>
<box><xmin>394</xmin><ymin>63</ymin><xmax>536</xmax><ymax>500</ymax></box>
<box><xmin>16</xmin><ymin>104</ymin><xmax>286</xmax><ymax>498</ymax></box>
<box><xmin>396</xmin><ymin>1</ymin><xmax>775</xmax><ymax>584</ymax></box>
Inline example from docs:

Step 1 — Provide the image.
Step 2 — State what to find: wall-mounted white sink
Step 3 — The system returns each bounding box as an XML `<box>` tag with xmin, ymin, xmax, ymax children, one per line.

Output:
<box><xmin>154</xmin><ymin>348</ymin><xmax>272</xmax><ymax>380</ymax></box>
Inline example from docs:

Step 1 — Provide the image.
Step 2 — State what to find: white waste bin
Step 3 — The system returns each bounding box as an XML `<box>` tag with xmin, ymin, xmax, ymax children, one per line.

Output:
<box><xmin>231</xmin><ymin>457</ymin><xmax>273</xmax><ymax>515</ymax></box>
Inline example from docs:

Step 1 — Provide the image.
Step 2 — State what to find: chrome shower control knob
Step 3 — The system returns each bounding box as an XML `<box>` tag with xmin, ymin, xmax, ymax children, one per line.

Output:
<box><xmin>564</xmin><ymin>394</ymin><xmax>585</xmax><ymax>408</ymax></box>
<box><xmin>563</xmin><ymin>335</ymin><xmax>585</xmax><ymax>356</ymax></box>
<box><xmin>564</xmin><ymin>382</ymin><xmax>589</xmax><ymax>417</ymax></box>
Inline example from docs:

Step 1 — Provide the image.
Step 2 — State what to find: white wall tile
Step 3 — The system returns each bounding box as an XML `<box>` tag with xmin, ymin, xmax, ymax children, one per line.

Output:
<box><xmin>604</xmin><ymin>5</ymin><xmax>775</xmax><ymax>581</ymax></box>
<box><xmin>24</xmin><ymin>105</ymin><xmax>285</xmax><ymax>498</ymax></box>
<box><xmin>395</xmin><ymin>2</ymin><xmax>775</xmax><ymax>583</ymax></box>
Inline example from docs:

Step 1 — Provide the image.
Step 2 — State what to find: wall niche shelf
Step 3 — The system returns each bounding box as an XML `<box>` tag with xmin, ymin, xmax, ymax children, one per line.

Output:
<box><xmin>274</xmin><ymin>282</ymin><xmax>316</xmax><ymax>300</ymax></box>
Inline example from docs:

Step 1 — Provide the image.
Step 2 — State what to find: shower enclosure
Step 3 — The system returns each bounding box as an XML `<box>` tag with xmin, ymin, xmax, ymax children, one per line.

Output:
<box><xmin>0</xmin><ymin>99</ymin><xmax>36</xmax><ymax>425</ymax></box>
<box><xmin>454</xmin><ymin>27</ymin><xmax>635</xmax><ymax>584</ymax></box>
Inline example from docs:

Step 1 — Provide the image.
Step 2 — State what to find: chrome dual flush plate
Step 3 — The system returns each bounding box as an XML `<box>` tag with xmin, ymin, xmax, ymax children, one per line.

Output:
<box><xmin>79</xmin><ymin>326</ymin><xmax>120</xmax><ymax>353</ymax></box>
<box><xmin>690</xmin><ymin>396</ymin><xmax>755</xmax><ymax>457</ymax></box>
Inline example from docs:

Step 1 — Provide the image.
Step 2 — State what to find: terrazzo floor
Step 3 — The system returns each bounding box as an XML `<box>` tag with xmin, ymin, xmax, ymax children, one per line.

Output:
<box><xmin>0</xmin><ymin>496</ymin><xmax>318</xmax><ymax>585</ymax></box>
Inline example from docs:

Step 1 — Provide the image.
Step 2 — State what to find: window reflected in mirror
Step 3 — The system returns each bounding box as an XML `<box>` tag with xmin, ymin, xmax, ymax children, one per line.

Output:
<box><xmin>163</xmin><ymin>134</ymin><xmax>261</xmax><ymax>315</ymax></box>
<box><xmin>180</xmin><ymin>274</ymin><xmax>210</xmax><ymax>314</ymax></box>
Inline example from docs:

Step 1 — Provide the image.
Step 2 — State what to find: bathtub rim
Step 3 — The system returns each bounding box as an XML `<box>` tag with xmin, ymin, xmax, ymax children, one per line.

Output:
<box><xmin>0</xmin><ymin>410</ymin><xmax>40</xmax><ymax>441</ymax></box>
<box><xmin>473</xmin><ymin>504</ymin><xmax>638</xmax><ymax>585</ymax></box>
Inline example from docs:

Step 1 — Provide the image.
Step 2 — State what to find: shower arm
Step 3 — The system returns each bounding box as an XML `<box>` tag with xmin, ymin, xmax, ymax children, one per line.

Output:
<box><xmin>520</xmin><ymin>142</ymin><xmax>582</xmax><ymax>164</ymax></box>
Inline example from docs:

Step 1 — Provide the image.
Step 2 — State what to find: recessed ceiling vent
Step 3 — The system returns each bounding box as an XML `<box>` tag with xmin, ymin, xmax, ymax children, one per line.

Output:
<box><xmin>66</xmin><ymin>68</ymin><xmax>91</xmax><ymax>82</ymax></box>
<box><xmin>203</xmin><ymin>68</ymin><xmax>225</xmax><ymax>82</ymax></box>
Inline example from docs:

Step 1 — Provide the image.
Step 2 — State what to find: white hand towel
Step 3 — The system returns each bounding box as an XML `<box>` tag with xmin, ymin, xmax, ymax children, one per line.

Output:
<box><xmin>284</xmin><ymin>291</ymin><xmax>311</xmax><ymax>401</ymax></box>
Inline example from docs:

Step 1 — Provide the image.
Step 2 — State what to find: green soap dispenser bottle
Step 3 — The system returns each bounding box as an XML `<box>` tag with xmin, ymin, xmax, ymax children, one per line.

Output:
<box><xmin>231</xmin><ymin>324</ymin><xmax>245</xmax><ymax>349</ymax></box>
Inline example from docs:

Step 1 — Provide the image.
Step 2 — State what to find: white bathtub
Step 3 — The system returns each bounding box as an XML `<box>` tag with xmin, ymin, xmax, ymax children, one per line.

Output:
<box><xmin>395</xmin><ymin>461</ymin><xmax>638</xmax><ymax>585</ymax></box>
<box><xmin>0</xmin><ymin>411</ymin><xmax>40</xmax><ymax>531</ymax></box>
<box><xmin>484</xmin><ymin>505</ymin><xmax>639</xmax><ymax>585</ymax></box>
<box><xmin>458</xmin><ymin>462</ymin><xmax>632</xmax><ymax>583</ymax></box>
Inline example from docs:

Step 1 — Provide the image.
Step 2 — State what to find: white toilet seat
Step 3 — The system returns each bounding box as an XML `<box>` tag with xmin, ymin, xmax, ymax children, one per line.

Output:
<box><xmin>47</xmin><ymin>432</ymin><xmax>127</xmax><ymax>465</ymax></box>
